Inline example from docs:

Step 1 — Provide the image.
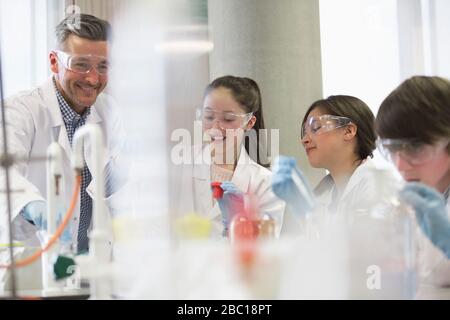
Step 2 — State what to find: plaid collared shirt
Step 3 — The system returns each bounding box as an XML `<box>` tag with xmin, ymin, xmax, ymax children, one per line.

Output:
<box><xmin>53</xmin><ymin>78</ymin><xmax>92</xmax><ymax>253</ymax></box>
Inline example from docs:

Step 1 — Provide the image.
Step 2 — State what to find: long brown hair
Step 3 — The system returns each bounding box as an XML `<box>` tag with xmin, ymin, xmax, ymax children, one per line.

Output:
<box><xmin>204</xmin><ymin>75</ymin><xmax>268</xmax><ymax>166</ymax></box>
<box><xmin>302</xmin><ymin>95</ymin><xmax>376</xmax><ymax>160</ymax></box>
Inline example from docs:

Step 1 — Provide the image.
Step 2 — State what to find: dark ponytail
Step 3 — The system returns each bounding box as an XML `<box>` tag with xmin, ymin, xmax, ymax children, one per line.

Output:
<box><xmin>302</xmin><ymin>95</ymin><xmax>376</xmax><ymax>161</ymax></box>
<box><xmin>205</xmin><ymin>75</ymin><xmax>268</xmax><ymax>167</ymax></box>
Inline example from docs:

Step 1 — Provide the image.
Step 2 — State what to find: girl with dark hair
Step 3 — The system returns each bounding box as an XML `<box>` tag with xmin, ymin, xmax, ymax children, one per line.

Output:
<box><xmin>300</xmin><ymin>95</ymin><xmax>393</xmax><ymax>215</ymax></box>
<box><xmin>185</xmin><ymin>75</ymin><xmax>285</xmax><ymax>238</ymax></box>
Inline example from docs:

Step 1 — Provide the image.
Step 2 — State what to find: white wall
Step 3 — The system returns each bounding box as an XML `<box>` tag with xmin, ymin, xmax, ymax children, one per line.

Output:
<box><xmin>319</xmin><ymin>0</ymin><xmax>450</xmax><ymax>169</ymax></box>
<box><xmin>319</xmin><ymin>0</ymin><xmax>450</xmax><ymax>114</ymax></box>
<box><xmin>0</xmin><ymin>0</ymin><xmax>63</xmax><ymax>98</ymax></box>
<box><xmin>427</xmin><ymin>0</ymin><xmax>450</xmax><ymax>78</ymax></box>
<box><xmin>319</xmin><ymin>0</ymin><xmax>401</xmax><ymax>115</ymax></box>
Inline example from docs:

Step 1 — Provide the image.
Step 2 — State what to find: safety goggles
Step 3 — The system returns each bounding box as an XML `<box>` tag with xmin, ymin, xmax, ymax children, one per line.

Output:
<box><xmin>301</xmin><ymin>114</ymin><xmax>352</xmax><ymax>139</ymax></box>
<box><xmin>54</xmin><ymin>50</ymin><xmax>109</xmax><ymax>75</ymax></box>
<box><xmin>376</xmin><ymin>138</ymin><xmax>450</xmax><ymax>166</ymax></box>
<box><xmin>197</xmin><ymin>108</ymin><xmax>253</xmax><ymax>129</ymax></box>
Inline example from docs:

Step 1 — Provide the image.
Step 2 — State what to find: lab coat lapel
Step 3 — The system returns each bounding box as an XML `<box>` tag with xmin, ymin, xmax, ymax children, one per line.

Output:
<box><xmin>43</xmin><ymin>78</ymin><xmax>63</xmax><ymax>129</ymax></box>
<box><xmin>340</xmin><ymin>159</ymin><xmax>372</xmax><ymax>201</ymax></box>
<box><xmin>42</xmin><ymin>78</ymin><xmax>73</xmax><ymax>160</ymax></box>
<box><xmin>84</xmin><ymin>102</ymin><xmax>110</xmax><ymax>176</ymax></box>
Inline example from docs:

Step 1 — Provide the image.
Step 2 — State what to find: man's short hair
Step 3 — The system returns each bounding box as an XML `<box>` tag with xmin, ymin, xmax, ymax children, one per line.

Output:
<box><xmin>376</xmin><ymin>76</ymin><xmax>450</xmax><ymax>145</ymax></box>
<box><xmin>55</xmin><ymin>13</ymin><xmax>111</xmax><ymax>48</ymax></box>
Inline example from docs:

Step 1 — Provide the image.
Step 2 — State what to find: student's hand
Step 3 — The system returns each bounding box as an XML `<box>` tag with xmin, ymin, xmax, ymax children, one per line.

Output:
<box><xmin>22</xmin><ymin>201</ymin><xmax>72</xmax><ymax>243</ymax></box>
<box><xmin>21</xmin><ymin>201</ymin><xmax>47</xmax><ymax>230</ymax></box>
<box><xmin>400</xmin><ymin>182</ymin><xmax>450</xmax><ymax>259</ymax></box>
<box><xmin>272</xmin><ymin>156</ymin><xmax>315</xmax><ymax>216</ymax></box>
<box><xmin>217</xmin><ymin>182</ymin><xmax>245</xmax><ymax>236</ymax></box>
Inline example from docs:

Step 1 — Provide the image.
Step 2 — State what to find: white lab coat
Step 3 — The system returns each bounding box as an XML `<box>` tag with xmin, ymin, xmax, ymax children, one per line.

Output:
<box><xmin>313</xmin><ymin>158</ymin><xmax>396</xmax><ymax>216</ymax></box>
<box><xmin>175</xmin><ymin>144</ymin><xmax>285</xmax><ymax>238</ymax></box>
<box><xmin>0</xmin><ymin>78</ymin><xmax>126</xmax><ymax>251</ymax></box>
<box><xmin>312</xmin><ymin>158</ymin><xmax>450</xmax><ymax>291</ymax></box>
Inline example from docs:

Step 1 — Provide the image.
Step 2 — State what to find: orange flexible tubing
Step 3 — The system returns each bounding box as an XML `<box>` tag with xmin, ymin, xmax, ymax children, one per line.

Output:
<box><xmin>0</xmin><ymin>175</ymin><xmax>81</xmax><ymax>269</ymax></box>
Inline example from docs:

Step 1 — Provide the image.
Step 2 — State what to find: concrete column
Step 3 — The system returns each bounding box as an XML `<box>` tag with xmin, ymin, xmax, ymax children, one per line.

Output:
<box><xmin>208</xmin><ymin>0</ymin><xmax>324</xmax><ymax>184</ymax></box>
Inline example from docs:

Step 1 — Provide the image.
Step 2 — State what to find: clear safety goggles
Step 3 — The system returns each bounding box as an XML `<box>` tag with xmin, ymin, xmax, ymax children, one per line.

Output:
<box><xmin>376</xmin><ymin>138</ymin><xmax>450</xmax><ymax>166</ymax></box>
<box><xmin>54</xmin><ymin>50</ymin><xmax>109</xmax><ymax>75</ymax></box>
<box><xmin>197</xmin><ymin>108</ymin><xmax>253</xmax><ymax>129</ymax></box>
<box><xmin>301</xmin><ymin>114</ymin><xmax>352</xmax><ymax>139</ymax></box>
